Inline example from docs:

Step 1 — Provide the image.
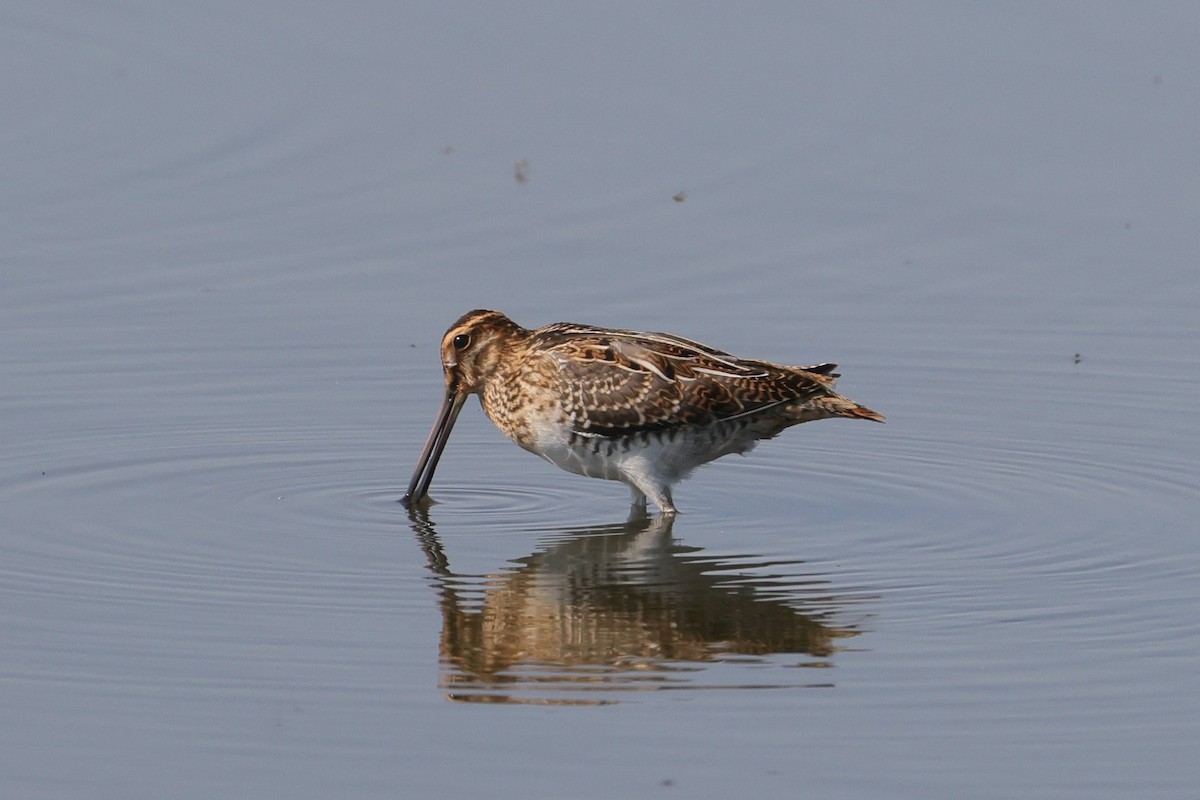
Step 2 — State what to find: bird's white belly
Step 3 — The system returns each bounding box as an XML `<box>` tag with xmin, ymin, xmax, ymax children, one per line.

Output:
<box><xmin>521</xmin><ymin>430</ymin><xmax>629</xmax><ymax>482</ymax></box>
<box><xmin>514</xmin><ymin>421</ymin><xmax>760</xmax><ymax>486</ymax></box>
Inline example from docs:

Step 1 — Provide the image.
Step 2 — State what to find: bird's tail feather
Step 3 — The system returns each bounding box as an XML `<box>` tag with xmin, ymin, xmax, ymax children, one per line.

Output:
<box><xmin>788</xmin><ymin>397</ymin><xmax>885</xmax><ymax>423</ymax></box>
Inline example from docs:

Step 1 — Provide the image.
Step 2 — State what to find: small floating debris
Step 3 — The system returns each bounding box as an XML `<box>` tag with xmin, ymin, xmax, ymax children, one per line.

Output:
<box><xmin>672</xmin><ymin>191</ymin><xmax>686</xmax><ymax>202</ymax></box>
<box><xmin>514</xmin><ymin>158</ymin><xmax>529</xmax><ymax>184</ymax></box>
<box><xmin>1073</xmin><ymin>353</ymin><xmax>1083</xmax><ymax>364</ymax></box>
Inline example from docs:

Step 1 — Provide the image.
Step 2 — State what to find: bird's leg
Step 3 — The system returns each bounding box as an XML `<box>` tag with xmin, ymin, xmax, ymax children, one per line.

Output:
<box><xmin>626</xmin><ymin>474</ymin><xmax>676</xmax><ymax>516</ymax></box>
<box><xmin>629</xmin><ymin>485</ymin><xmax>648</xmax><ymax>511</ymax></box>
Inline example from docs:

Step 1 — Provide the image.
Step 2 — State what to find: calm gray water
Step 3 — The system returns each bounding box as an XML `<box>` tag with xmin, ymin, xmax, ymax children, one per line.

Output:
<box><xmin>4</xmin><ymin>3</ymin><xmax>1199</xmax><ymax>798</ymax></box>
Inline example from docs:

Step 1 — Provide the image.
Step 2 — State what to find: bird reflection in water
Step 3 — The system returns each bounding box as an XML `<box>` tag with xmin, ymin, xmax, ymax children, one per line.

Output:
<box><xmin>408</xmin><ymin>510</ymin><xmax>867</xmax><ymax>705</ymax></box>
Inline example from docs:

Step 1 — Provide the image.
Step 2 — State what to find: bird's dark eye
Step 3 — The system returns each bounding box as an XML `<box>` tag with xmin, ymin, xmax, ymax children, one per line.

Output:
<box><xmin>452</xmin><ymin>333</ymin><xmax>471</xmax><ymax>350</ymax></box>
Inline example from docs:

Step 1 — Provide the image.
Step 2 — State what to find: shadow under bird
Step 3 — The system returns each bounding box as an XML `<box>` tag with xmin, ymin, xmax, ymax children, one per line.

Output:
<box><xmin>403</xmin><ymin>310</ymin><xmax>883</xmax><ymax>514</ymax></box>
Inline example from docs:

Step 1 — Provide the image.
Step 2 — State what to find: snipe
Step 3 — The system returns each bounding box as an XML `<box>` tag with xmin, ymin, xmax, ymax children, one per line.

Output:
<box><xmin>403</xmin><ymin>310</ymin><xmax>883</xmax><ymax>514</ymax></box>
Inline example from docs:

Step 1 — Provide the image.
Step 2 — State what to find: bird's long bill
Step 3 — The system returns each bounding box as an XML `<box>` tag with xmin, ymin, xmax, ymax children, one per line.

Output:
<box><xmin>402</xmin><ymin>381</ymin><xmax>467</xmax><ymax>506</ymax></box>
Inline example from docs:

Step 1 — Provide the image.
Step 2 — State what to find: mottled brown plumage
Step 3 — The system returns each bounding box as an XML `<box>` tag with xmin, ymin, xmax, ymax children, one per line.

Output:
<box><xmin>404</xmin><ymin>310</ymin><xmax>883</xmax><ymax>513</ymax></box>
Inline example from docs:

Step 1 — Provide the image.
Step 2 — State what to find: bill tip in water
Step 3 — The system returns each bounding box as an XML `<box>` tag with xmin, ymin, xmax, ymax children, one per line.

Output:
<box><xmin>400</xmin><ymin>492</ymin><xmax>433</xmax><ymax>509</ymax></box>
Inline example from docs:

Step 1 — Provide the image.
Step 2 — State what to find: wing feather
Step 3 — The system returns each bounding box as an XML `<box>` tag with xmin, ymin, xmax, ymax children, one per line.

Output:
<box><xmin>530</xmin><ymin>324</ymin><xmax>838</xmax><ymax>436</ymax></box>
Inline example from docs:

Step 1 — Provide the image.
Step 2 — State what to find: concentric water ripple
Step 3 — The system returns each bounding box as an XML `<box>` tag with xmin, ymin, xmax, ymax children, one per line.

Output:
<box><xmin>407</xmin><ymin>482</ymin><xmax>598</xmax><ymax>522</ymax></box>
<box><xmin>1</xmin><ymin>424</ymin><xmax>409</xmax><ymax>621</ymax></box>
